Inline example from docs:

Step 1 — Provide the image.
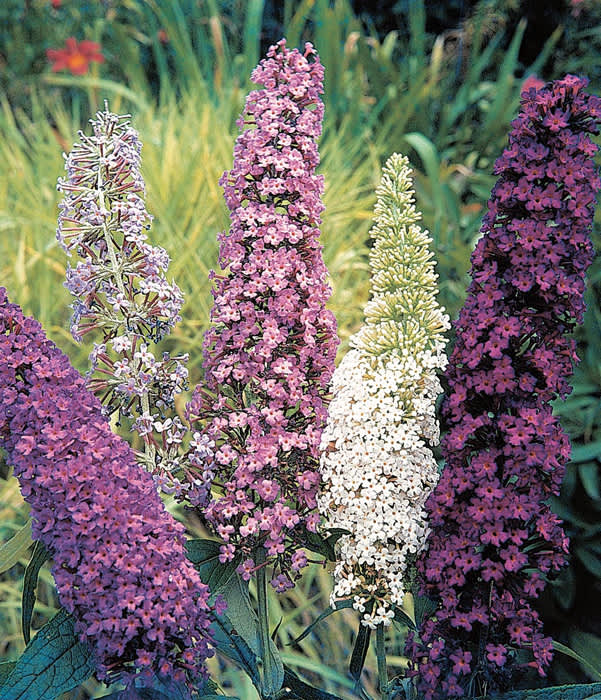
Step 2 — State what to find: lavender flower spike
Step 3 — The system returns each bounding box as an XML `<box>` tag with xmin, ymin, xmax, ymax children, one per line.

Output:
<box><xmin>319</xmin><ymin>154</ymin><xmax>449</xmax><ymax>628</ymax></box>
<box><xmin>186</xmin><ymin>39</ymin><xmax>339</xmax><ymax>591</ymax></box>
<box><xmin>57</xmin><ymin>107</ymin><xmax>188</xmax><ymax>494</ymax></box>
<box><xmin>0</xmin><ymin>287</ymin><xmax>214</xmax><ymax>689</ymax></box>
<box><xmin>409</xmin><ymin>76</ymin><xmax>601</xmax><ymax>699</ymax></box>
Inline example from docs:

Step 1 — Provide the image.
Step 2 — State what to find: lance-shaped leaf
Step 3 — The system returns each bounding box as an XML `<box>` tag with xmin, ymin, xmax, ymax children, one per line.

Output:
<box><xmin>22</xmin><ymin>540</ymin><xmax>49</xmax><ymax>645</ymax></box>
<box><xmin>0</xmin><ymin>519</ymin><xmax>32</xmax><ymax>574</ymax></box>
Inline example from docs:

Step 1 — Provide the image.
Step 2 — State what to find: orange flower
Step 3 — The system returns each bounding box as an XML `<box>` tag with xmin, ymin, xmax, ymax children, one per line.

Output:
<box><xmin>46</xmin><ymin>38</ymin><xmax>104</xmax><ymax>76</ymax></box>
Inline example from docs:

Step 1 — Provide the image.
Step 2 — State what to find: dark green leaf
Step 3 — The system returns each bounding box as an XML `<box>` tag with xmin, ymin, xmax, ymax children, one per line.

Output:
<box><xmin>550</xmin><ymin>566</ymin><xmax>576</xmax><ymax>610</ymax></box>
<box><xmin>288</xmin><ymin>600</ymin><xmax>354</xmax><ymax>645</ymax></box>
<box><xmin>210</xmin><ymin>610</ymin><xmax>261</xmax><ymax>689</ymax></box>
<box><xmin>572</xmin><ymin>443</ymin><xmax>601</xmax><ymax>463</ymax></box>
<box><xmin>0</xmin><ymin>661</ymin><xmax>17</xmax><ymax>686</ymax></box>
<box><xmin>185</xmin><ymin>538</ymin><xmax>239</xmax><ymax>591</ymax></box>
<box><xmin>290</xmin><ymin>527</ymin><xmax>349</xmax><ymax>561</ymax></box>
<box><xmin>392</xmin><ymin>602</ymin><xmax>416</xmax><ymax>630</ymax></box>
<box><xmin>22</xmin><ymin>540</ymin><xmax>49</xmax><ymax>644</ymax></box>
<box><xmin>98</xmin><ymin>689</ymin><xmax>185</xmax><ymax>700</ymax></box>
<box><xmin>579</xmin><ymin>463</ymin><xmax>601</xmax><ymax>500</ymax></box>
<box><xmin>216</xmin><ymin>571</ymin><xmax>283</xmax><ymax>698</ymax></box>
<box><xmin>280</xmin><ymin>666</ymin><xmax>344</xmax><ymax>700</ymax></box>
<box><xmin>412</xmin><ymin>592</ymin><xmax>438</xmax><ymax>630</ymax></box>
<box><xmin>574</xmin><ymin>547</ymin><xmax>601</xmax><ymax>579</ymax></box>
<box><xmin>554</xmin><ymin>640</ymin><xmax>601</xmax><ymax>682</ymax></box>
<box><xmin>218</xmin><ymin>573</ymin><xmax>261</xmax><ymax>655</ymax></box>
<box><xmin>475</xmin><ymin>682</ymin><xmax>601</xmax><ymax>699</ymax></box>
<box><xmin>272</xmin><ymin>616</ymin><xmax>283</xmax><ymax>640</ymax></box>
<box><xmin>1</xmin><ymin>608</ymin><xmax>95</xmax><ymax>700</ymax></box>
<box><xmin>567</xmin><ymin>633</ymin><xmax>601</xmax><ymax>680</ymax></box>
<box><xmin>0</xmin><ymin>519</ymin><xmax>32</xmax><ymax>574</ymax></box>
<box><xmin>349</xmin><ymin>624</ymin><xmax>371</xmax><ymax>682</ymax></box>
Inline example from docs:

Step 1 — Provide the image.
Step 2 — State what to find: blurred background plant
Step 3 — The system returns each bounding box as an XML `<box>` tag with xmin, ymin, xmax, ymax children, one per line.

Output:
<box><xmin>2</xmin><ymin>0</ymin><xmax>601</xmax><ymax>697</ymax></box>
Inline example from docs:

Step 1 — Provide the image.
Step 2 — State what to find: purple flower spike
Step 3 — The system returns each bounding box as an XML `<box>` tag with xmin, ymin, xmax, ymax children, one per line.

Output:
<box><xmin>408</xmin><ymin>76</ymin><xmax>601</xmax><ymax>699</ymax></box>
<box><xmin>0</xmin><ymin>288</ymin><xmax>214</xmax><ymax>689</ymax></box>
<box><xmin>185</xmin><ymin>39</ymin><xmax>339</xmax><ymax>589</ymax></box>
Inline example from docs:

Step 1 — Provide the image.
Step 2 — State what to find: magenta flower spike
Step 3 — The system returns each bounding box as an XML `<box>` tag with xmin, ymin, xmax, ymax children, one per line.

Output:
<box><xmin>185</xmin><ymin>39</ymin><xmax>339</xmax><ymax>590</ymax></box>
<box><xmin>0</xmin><ymin>288</ymin><xmax>214</xmax><ymax>690</ymax></box>
<box><xmin>408</xmin><ymin>76</ymin><xmax>601</xmax><ymax>698</ymax></box>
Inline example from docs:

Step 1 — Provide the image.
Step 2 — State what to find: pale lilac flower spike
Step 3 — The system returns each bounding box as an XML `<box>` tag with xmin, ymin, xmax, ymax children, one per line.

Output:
<box><xmin>0</xmin><ymin>288</ymin><xmax>215</xmax><ymax>691</ymax></box>
<box><xmin>56</xmin><ymin>108</ymin><xmax>189</xmax><ymax>495</ymax></box>
<box><xmin>186</xmin><ymin>39</ymin><xmax>339</xmax><ymax>591</ymax></box>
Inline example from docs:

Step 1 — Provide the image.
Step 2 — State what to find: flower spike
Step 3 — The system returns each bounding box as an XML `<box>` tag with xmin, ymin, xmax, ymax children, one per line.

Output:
<box><xmin>185</xmin><ymin>40</ymin><xmax>339</xmax><ymax>590</ymax></box>
<box><xmin>319</xmin><ymin>153</ymin><xmax>450</xmax><ymax>627</ymax></box>
<box><xmin>0</xmin><ymin>288</ymin><xmax>214</xmax><ymax>690</ymax></box>
<box><xmin>409</xmin><ymin>75</ymin><xmax>601</xmax><ymax>699</ymax></box>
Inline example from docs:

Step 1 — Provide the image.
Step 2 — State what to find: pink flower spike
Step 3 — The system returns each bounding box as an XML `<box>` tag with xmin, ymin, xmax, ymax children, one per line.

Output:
<box><xmin>185</xmin><ymin>39</ymin><xmax>338</xmax><ymax>588</ymax></box>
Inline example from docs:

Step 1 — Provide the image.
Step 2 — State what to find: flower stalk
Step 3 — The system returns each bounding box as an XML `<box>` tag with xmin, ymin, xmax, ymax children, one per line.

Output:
<box><xmin>376</xmin><ymin>624</ymin><xmax>389</xmax><ymax>700</ymax></box>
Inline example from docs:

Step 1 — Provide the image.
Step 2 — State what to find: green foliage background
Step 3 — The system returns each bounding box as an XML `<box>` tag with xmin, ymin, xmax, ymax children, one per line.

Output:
<box><xmin>2</xmin><ymin>0</ymin><xmax>601</xmax><ymax>697</ymax></box>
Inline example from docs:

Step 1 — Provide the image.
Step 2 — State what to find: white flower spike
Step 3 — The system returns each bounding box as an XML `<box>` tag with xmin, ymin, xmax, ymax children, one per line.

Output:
<box><xmin>319</xmin><ymin>153</ymin><xmax>450</xmax><ymax>626</ymax></box>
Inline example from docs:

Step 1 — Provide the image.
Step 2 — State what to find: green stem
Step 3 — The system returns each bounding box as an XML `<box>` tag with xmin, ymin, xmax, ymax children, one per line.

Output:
<box><xmin>256</xmin><ymin>546</ymin><xmax>274</xmax><ymax>699</ymax></box>
<box><xmin>96</xmin><ymin>166</ymin><xmax>126</xmax><ymax>299</ymax></box>
<box><xmin>376</xmin><ymin>624</ymin><xmax>389</xmax><ymax>700</ymax></box>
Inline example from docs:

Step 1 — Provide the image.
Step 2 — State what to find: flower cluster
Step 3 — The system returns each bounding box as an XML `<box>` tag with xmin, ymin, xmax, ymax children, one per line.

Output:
<box><xmin>409</xmin><ymin>76</ymin><xmax>601</xmax><ymax>698</ymax></box>
<box><xmin>57</xmin><ymin>108</ymin><xmax>189</xmax><ymax>492</ymax></box>
<box><xmin>0</xmin><ymin>288</ymin><xmax>216</xmax><ymax>689</ymax></box>
<box><xmin>319</xmin><ymin>154</ymin><xmax>449</xmax><ymax>627</ymax></box>
<box><xmin>185</xmin><ymin>39</ymin><xmax>339</xmax><ymax>590</ymax></box>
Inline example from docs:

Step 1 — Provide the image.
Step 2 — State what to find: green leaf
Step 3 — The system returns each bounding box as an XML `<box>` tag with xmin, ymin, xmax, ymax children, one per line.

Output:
<box><xmin>574</xmin><ymin>546</ymin><xmax>601</xmax><ymax>580</ymax></box>
<box><xmin>216</xmin><ymin>567</ymin><xmax>285</xmax><ymax>699</ymax></box>
<box><xmin>280</xmin><ymin>666</ymin><xmax>345</xmax><ymax>700</ymax></box>
<box><xmin>185</xmin><ymin>538</ymin><xmax>239</xmax><ymax>591</ymax></box>
<box><xmin>22</xmin><ymin>540</ymin><xmax>49</xmax><ymax>644</ymax></box>
<box><xmin>291</xmin><ymin>527</ymin><xmax>349</xmax><ymax>561</ymax></box>
<box><xmin>349</xmin><ymin>623</ymin><xmax>371</xmax><ymax>682</ymax></box>
<box><xmin>205</xmin><ymin>570</ymin><xmax>273</xmax><ymax>692</ymax></box>
<box><xmin>99</xmin><ymin>671</ymin><xmax>212</xmax><ymax>700</ymax></box>
<box><xmin>579</xmin><ymin>463</ymin><xmax>600</xmax><ymax>500</ymax></box>
<box><xmin>0</xmin><ymin>608</ymin><xmax>96</xmax><ymax>700</ymax></box>
<box><xmin>475</xmin><ymin>682</ymin><xmax>601</xmax><ymax>699</ymax></box>
<box><xmin>403</xmin><ymin>132</ymin><xmax>444</xmax><ymax>216</ymax></box>
<box><xmin>218</xmin><ymin>573</ymin><xmax>261</xmax><ymax>656</ymax></box>
<box><xmin>572</xmin><ymin>443</ymin><xmax>601</xmax><ymax>462</ymax></box>
<box><xmin>392</xmin><ymin>603</ymin><xmax>416</xmax><ymax>630</ymax></box>
<box><xmin>567</xmin><ymin>632</ymin><xmax>601</xmax><ymax>681</ymax></box>
<box><xmin>0</xmin><ymin>661</ymin><xmax>17</xmax><ymax>686</ymax></box>
<box><xmin>0</xmin><ymin>519</ymin><xmax>32</xmax><ymax>574</ymax></box>
<box><xmin>210</xmin><ymin>609</ymin><xmax>261</xmax><ymax>689</ymax></box>
<box><xmin>288</xmin><ymin>600</ymin><xmax>354</xmax><ymax>645</ymax></box>
<box><xmin>412</xmin><ymin>591</ymin><xmax>438</xmax><ymax>630</ymax></box>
